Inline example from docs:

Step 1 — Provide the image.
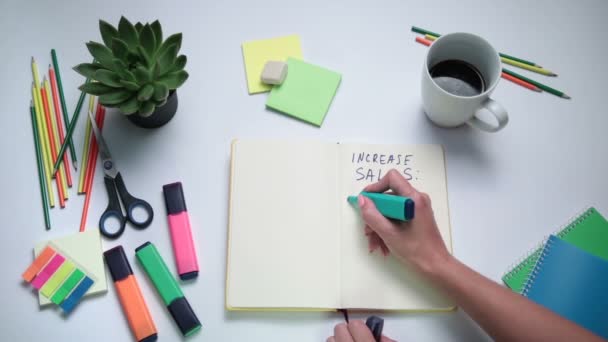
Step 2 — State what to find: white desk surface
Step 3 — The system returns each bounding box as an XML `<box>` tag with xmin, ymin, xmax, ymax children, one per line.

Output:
<box><xmin>2</xmin><ymin>0</ymin><xmax>607</xmax><ymax>340</ymax></box>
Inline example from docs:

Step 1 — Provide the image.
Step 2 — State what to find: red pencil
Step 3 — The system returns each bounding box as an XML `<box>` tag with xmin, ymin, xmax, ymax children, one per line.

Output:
<box><xmin>40</xmin><ymin>86</ymin><xmax>65</xmax><ymax>208</ymax></box>
<box><xmin>79</xmin><ymin>104</ymin><xmax>106</xmax><ymax>232</ymax></box>
<box><xmin>415</xmin><ymin>36</ymin><xmax>432</xmax><ymax>47</ymax></box>
<box><xmin>501</xmin><ymin>72</ymin><xmax>541</xmax><ymax>92</ymax></box>
<box><xmin>49</xmin><ymin>66</ymin><xmax>73</xmax><ymax>186</ymax></box>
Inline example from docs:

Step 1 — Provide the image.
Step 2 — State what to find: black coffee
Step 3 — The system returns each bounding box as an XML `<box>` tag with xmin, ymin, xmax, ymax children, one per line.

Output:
<box><xmin>429</xmin><ymin>60</ymin><xmax>485</xmax><ymax>97</ymax></box>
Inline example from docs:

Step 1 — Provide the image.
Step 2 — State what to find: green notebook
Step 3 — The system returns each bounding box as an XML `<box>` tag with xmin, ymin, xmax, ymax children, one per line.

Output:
<box><xmin>502</xmin><ymin>207</ymin><xmax>608</xmax><ymax>293</ymax></box>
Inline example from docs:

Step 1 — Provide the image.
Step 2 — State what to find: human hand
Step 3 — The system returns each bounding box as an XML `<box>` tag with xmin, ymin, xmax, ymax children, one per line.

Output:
<box><xmin>359</xmin><ymin>169</ymin><xmax>451</xmax><ymax>275</ymax></box>
<box><xmin>327</xmin><ymin>320</ymin><xmax>395</xmax><ymax>342</ymax></box>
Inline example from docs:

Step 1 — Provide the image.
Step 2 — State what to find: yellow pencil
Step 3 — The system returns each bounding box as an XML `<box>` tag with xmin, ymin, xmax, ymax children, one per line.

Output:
<box><xmin>500</xmin><ymin>57</ymin><xmax>556</xmax><ymax>76</ymax></box>
<box><xmin>31</xmin><ymin>57</ymin><xmax>53</xmax><ymax>174</ymax></box>
<box><xmin>425</xmin><ymin>34</ymin><xmax>438</xmax><ymax>41</ymax></box>
<box><xmin>44</xmin><ymin>77</ymin><xmax>69</xmax><ymax>200</ymax></box>
<box><xmin>32</xmin><ymin>84</ymin><xmax>56</xmax><ymax>208</ymax></box>
<box><xmin>78</xmin><ymin>95</ymin><xmax>96</xmax><ymax>193</ymax></box>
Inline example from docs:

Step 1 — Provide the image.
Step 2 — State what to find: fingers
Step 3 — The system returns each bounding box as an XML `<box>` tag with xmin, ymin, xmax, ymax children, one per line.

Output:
<box><xmin>363</xmin><ymin>169</ymin><xmax>417</xmax><ymax>197</ymax></box>
<box><xmin>348</xmin><ymin>320</ymin><xmax>376</xmax><ymax>342</ymax></box>
<box><xmin>358</xmin><ymin>195</ymin><xmax>394</xmax><ymax>240</ymax></box>
<box><xmin>380</xmin><ymin>336</ymin><xmax>396</xmax><ymax>342</ymax></box>
<box><xmin>334</xmin><ymin>322</ymin><xmax>355</xmax><ymax>342</ymax></box>
<box><xmin>327</xmin><ymin>337</ymin><xmax>336</xmax><ymax>342</ymax></box>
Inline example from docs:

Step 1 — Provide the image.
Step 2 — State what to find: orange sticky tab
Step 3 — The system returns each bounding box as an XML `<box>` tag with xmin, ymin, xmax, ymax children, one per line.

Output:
<box><xmin>22</xmin><ymin>246</ymin><xmax>56</xmax><ymax>282</ymax></box>
<box><xmin>116</xmin><ymin>275</ymin><xmax>157</xmax><ymax>341</ymax></box>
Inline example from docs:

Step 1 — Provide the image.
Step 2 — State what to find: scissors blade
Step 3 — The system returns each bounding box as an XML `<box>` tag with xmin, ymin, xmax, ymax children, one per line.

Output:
<box><xmin>87</xmin><ymin>110</ymin><xmax>118</xmax><ymax>178</ymax></box>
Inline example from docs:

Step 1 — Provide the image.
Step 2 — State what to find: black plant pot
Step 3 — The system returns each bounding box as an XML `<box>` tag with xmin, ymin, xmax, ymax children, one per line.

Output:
<box><xmin>126</xmin><ymin>90</ymin><xmax>178</xmax><ymax>128</ymax></box>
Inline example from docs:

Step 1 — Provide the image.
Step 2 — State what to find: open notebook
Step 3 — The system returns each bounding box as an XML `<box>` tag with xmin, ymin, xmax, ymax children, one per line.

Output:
<box><xmin>226</xmin><ymin>140</ymin><xmax>453</xmax><ymax>311</ymax></box>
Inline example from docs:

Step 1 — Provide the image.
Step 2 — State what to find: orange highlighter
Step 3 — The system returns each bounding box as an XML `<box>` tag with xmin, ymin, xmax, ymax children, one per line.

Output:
<box><xmin>104</xmin><ymin>246</ymin><xmax>158</xmax><ymax>342</ymax></box>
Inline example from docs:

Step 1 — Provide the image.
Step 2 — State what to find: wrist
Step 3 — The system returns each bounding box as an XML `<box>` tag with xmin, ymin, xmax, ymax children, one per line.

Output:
<box><xmin>414</xmin><ymin>249</ymin><xmax>455</xmax><ymax>282</ymax></box>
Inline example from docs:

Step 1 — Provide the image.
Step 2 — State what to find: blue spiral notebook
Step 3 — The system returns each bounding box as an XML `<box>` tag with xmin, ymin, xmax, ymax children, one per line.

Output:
<box><xmin>522</xmin><ymin>235</ymin><xmax>608</xmax><ymax>338</ymax></box>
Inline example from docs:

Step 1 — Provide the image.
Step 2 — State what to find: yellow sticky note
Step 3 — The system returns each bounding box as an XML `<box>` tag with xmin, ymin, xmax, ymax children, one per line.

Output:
<box><xmin>242</xmin><ymin>35</ymin><xmax>303</xmax><ymax>94</ymax></box>
<box><xmin>39</xmin><ymin>260</ymin><xmax>75</xmax><ymax>298</ymax></box>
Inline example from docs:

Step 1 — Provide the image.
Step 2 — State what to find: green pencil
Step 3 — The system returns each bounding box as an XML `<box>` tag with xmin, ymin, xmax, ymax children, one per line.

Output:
<box><xmin>52</xmin><ymin>64</ymin><xmax>92</xmax><ymax>175</ymax></box>
<box><xmin>502</xmin><ymin>68</ymin><xmax>570</xmax><ymax>99</ymax></box>
<box><xmin>411</xmin><ymin>26</ymin><xmax>541</xmax><ymax>67</ymax></box>
<box><xmin>30</xmin><ymin>101</ymin><xmax>51</xmax><ymax>230</ymax></box>
<box><xmin>51</xmin><ymin>49</ymin><xmax>78</xmax><ymax>171</ymax></box>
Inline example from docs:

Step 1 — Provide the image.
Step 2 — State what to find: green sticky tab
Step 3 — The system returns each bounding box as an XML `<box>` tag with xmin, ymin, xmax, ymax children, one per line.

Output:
<box><xmin>266</xmin><ymin>58</ymin><xmax>341</xmax><ymax>127</ymax></box>
<box><xmin>136</xmin><ymin>242</ymin><xmax>183</xmax><ymax>305</ymax></box>
<box><xmin>51</xmin><ymin>269</ymin><xmax>85</xmax><ymax>305</ymax></box>
<box><xmin>40</xmin><ymin>260</ymin><xmax>75</xmax><ymax>298</ymax></box>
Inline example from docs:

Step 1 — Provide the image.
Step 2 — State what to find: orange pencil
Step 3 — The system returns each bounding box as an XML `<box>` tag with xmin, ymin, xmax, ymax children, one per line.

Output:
<box><xmin>49</xmin><ymin>66</ymin><xmax>73</xmax><ymax>187</ymax></box>
<box><xmin>40</xmin><ymin>86</ymin><xmax>65</xmax><ymax>208</ymax></box>
<box><xmin>415</xmin><ymin>36</ymin><xmax>432</xmax><ymax>47</ymax></box>
<box><xmin>501</xmin><ymin>72</ymin><xmax>541</xmax><ymax>92</ymax></box>
<box><xmin>79</xmin><ymin>104</ymin><xmax>106</xmax><ymax>232</ymax></box>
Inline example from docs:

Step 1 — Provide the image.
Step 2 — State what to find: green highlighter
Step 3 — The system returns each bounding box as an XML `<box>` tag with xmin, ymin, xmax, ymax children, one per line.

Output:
<box><xmin>347</xmin><ymin>192</ymin><xmax>415</xmax><ymax>221</ymax></box>
<box><xmin>135</xmin><ymin>242</ymin><xmax>202</xmax><ymax>337</ymax></box>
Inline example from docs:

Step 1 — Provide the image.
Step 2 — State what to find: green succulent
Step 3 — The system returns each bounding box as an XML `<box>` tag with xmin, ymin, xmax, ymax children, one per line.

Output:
<box><xmin>73</xmin><ymin>16</ymin><xmax>188</xmax><ymax>117</ymax></box>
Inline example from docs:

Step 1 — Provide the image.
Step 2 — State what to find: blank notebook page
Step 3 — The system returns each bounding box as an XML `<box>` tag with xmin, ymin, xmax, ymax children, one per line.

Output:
<box><xmin>227</xmin><ymin>140</ymin><xmax>341</xmax><ymax>309</ymax></box>
<box><xmin>523</xmin><ymin>235</ymin><xmax>608</xmax><ymax>338</ymax></box>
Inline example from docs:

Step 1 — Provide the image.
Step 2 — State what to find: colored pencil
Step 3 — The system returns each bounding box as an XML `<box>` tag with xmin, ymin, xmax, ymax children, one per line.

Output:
<box><xmin>41</xmin><ymin>84</ymin><xmax>66</xmax><ymax>208</ymax></box>
<box><xmin>502</xmin><ymin>68</ymin><xmax>570</xmax><ymax>99</ymax></box>
<box><xmin>79</xmin><ymin>105</ymin><xmax>106</xmax><ymax>232</ymax></box>
<box><xmin>32</xmin><ymin>83</ymin><xmax>55</xmax><ymax>208</ymax></box>
<box><xmin>500</xmin><ymin>57</ymin><xmax>556</xmax><ymax>76</ymax></box>
<box><xmin>52</xmin><ymin>61</ymin><xmax>94</xmax><ymax>175</ymax></box>
<box><xmin>416</xmin><ymin>37</ymin><xmax>542</xmax><ymax>93</ymax></box>
<box><xmin>78</xmin><ymin>96</ymin><xmax>96</xmax><ymax>193</ymax></box>
<box><xmin>84</xmin><ymin>104</ymin><xmax>104</xmax><ymax>192</ymax></box>
<box><xmin>49</xmin><ymin>66</ymin><xmax>73</xmax><ymax>187</ymax></box>
<box><xmin>411</xmin><ymin>26</ymin><xmax>542</xmax><ymax>67</ymax></box>
<box><xmin>31</xmin><ymin>57</ymin><xmax>52</xmax><ymax>174</ymax></box>
<box><xmin>84</xmin><ymin>102</ymin><xmax>105</xmax><ymax>191</ymax></box>
<box><xmin>51</xmin><ymin>49</ymin><xmax>78</xmax><ymax>171</ymax></box>
<box><xmin>30</xmin><ymin>102</ymin><xmax>51</xmax><ymax>230</ymax></box>
<box><xmin>44</xmin><ymin>77</ymin><xmax>69</xmax><ymax>200</ymax></box>
<box><xmin>415</xmin><ymin>36</ymin><xmax>432</xmax><ymax>47</ymax></box>
<box><xmin>425</xmin><ymin>34</ymin><xmax>438</xmax><ymax>41</ymax></box>
<box><xmin>501</xmin><ymin>73</ymin><xmax>541</xmax><ymax>92</ymax></box>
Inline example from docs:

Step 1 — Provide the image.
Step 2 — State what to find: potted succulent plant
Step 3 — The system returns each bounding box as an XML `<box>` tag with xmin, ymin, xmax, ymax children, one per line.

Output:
<box><xmin>74</xmin><ymin>17</ymin><xmax>188</xmax><ymax>128</ymax></box>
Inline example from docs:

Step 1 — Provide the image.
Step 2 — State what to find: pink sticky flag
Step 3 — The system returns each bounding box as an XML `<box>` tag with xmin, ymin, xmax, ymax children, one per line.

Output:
<box><xmin>31</xmin><ymin>254</ymin><xmax>65</xmax><ymax>289</ymax></box>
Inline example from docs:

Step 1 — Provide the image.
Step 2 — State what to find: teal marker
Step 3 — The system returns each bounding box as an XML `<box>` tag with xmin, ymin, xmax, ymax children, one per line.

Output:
<box><xmin>347</xmin><ymin>192</ymin><xmax>415</xmax><ymax>221</ymax></box>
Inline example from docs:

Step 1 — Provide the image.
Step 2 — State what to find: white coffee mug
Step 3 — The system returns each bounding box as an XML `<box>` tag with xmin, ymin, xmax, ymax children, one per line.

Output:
<box><xmin>421</xmin><ymin>32</ymin><xmax>508</xmax><ymax>132</ymax></box>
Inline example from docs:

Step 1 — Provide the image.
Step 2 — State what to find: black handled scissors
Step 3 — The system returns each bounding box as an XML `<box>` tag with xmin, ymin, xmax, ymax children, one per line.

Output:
<box><xmin>88</xmin><ymin>110</ymin><xmax>154</xmax><ymax>239</ymax></box>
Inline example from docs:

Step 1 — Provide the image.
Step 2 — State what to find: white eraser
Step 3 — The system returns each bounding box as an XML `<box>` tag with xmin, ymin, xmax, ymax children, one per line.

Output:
<box><xmin>261</xmin><ymin>61</ymin><xmax>288</xmax><ymax>85</ymax></box>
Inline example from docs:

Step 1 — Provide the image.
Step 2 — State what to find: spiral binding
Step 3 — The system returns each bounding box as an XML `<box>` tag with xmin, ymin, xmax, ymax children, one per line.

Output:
<box><xmin>521</xmin><ymin>236</ymin><xmax>555</xmax><ymax>297</ymax></box>
<box><xmin>502</xmin><ymin>207</ymin><xmax>594</xmax><ymax>283</ymax></box>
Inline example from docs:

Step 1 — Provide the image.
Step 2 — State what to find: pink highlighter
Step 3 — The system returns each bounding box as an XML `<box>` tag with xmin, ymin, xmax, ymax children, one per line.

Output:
<box><xmin>163</xmin><ymin>182</ymin><xmax>199</xmax><ymax>280</ymax></box>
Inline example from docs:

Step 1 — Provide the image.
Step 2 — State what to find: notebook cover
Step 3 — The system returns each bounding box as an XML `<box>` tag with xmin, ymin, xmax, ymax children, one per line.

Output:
<box><xmin>502</xmin><ymin>207</ymin><xmax>608</xmax><ymax>293</ymax></box>
<box><xmin>225</xmin><ymin>140</ymin><xmax>455</xmax><ymax>313</ymax></box>
<box><xmin>522</xmin><ymin>235</ymin><xmax>608</xmax><ymax>338</ymax></box>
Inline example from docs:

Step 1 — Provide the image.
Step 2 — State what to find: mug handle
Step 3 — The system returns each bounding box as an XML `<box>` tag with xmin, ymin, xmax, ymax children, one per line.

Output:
<box><xmin>467</xmin><ymin>99</ymin><xmax>509</xmax><ymax>132</ymax></box>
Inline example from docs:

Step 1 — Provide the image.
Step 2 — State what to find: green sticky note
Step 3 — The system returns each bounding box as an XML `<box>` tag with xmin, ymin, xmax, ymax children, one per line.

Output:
<box><xmin>51</xmin><ymin>269</ymin><xmax>85</xmax><ymax>305</ymax></box>
<box><xmin>266</xmin><ymin>58</ymin><xmax>341</xmax><ymax>127</ymax></box>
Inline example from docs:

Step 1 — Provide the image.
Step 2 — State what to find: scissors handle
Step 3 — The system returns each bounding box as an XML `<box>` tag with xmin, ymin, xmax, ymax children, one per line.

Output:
<box><xmin>100</xmin><ymin>176</ymin><xmax>127</xmax><ymax>239</ymax></box>
<box><xmin>114</xmin><ymin>172</ymin><xmax>154</xmax><ymax>229</ymax></box>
